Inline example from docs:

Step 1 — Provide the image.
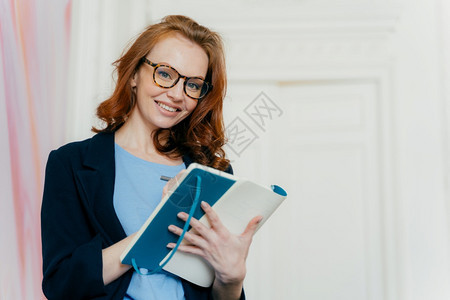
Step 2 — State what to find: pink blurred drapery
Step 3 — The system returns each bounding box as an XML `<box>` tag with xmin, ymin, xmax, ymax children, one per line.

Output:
<box><xmin>0</xmin><ymin>0</ymin><xmax>72</xmax><ymax>298</ymax></box>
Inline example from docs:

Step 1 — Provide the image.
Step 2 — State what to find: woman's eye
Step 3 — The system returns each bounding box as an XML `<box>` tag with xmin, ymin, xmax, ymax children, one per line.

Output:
<box><xmin>187</xmin><ymin>81</ymin><xmax>201</xmax><ymax>91</ymax></box>
<box><xmin>157</xmin><ymin>70</ymin><xmax>172</xmax><ymax>80</ymax></box>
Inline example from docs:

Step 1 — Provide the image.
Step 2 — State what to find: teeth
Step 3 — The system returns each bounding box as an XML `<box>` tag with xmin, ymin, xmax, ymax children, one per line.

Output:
<box><xmin>157</xmin><ymin>101</ymin><xmax>177</xmax><ymax>112</ymax></box>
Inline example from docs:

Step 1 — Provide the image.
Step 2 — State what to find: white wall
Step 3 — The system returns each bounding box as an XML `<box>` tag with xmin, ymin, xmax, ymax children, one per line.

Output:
<box><xmin>439</xmin><ymin>0</ymin><xmax>450</xmax><ymax>265</ymax></box>
<box><xmin>68</xmin><ymin>1</ymin><xmax>450</xmax><ymax>299</ymax></box>
<box><xmin>66</xmin><ymin>0</ymin><xmax>151</xmax><ymax>142</ymax></box>
<box><xmin>393</xmin><ymin>1</ymin><xmax>450</xmax><ymax>299</ymax></box>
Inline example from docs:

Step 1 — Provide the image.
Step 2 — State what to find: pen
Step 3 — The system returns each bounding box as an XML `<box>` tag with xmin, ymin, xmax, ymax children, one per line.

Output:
<box><xmin>160</xmin><ymin>175</ymin><xmax>172</xmax><ymax>181</ymax></box>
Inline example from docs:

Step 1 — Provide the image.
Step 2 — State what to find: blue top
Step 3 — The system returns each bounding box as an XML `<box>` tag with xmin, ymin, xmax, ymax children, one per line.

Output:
<box><xmin>113</xmin><ymin>143</ymin><xmax>186</xmax><ymax>300</ymax></box>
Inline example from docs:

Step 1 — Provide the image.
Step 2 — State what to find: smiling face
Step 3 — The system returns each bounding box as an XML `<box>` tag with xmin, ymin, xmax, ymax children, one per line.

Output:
<box><xmin>129</xmin><ymin>33</ymin><xmax>209</xmax><ymax>132</ymax></box>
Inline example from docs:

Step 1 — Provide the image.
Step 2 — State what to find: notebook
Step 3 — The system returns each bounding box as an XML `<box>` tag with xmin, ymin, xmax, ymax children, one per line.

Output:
<box><xmin>120</xmin><ymin>162</ymin><xmax>287</xmax><ymax>287</ymax></box>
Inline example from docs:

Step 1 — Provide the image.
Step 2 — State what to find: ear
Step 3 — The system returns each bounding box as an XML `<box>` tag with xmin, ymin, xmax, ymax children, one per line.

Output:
<box><xmin>130</xmin><ymin>71</ymin><xmax>138</xmax><ymax>88</ymax></box>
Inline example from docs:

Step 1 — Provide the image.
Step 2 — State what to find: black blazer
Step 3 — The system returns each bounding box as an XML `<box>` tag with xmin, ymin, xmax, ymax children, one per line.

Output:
<box><xmin>41</xmin><ymin>131</ymin><xmax>243</xmax><ymax>299</ymax></box>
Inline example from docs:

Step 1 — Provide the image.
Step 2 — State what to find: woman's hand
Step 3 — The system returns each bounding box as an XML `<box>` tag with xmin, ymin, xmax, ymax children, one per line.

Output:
<box><xmin>167</xmin><ymin>201</ymin><xmax>262</xmax><ymax>299</ymax></box>
<box><xmin>161</xmin><ymin>170</ymin><xmax>186</xmax><ymax>199</ymax></box>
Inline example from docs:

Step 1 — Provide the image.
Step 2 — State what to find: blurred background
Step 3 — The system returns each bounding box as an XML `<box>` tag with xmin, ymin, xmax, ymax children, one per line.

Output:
<box><xmin>2</xmin><ymin>0</ymin><xmax>450</xmax><ymax>299</ymax></box>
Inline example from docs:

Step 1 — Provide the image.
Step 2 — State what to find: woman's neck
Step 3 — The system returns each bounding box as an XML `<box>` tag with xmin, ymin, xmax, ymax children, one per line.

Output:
<box><xmin>114</xmin><ymin>118</ymin><xmax>182</xmax><ymax>166</ymax></box>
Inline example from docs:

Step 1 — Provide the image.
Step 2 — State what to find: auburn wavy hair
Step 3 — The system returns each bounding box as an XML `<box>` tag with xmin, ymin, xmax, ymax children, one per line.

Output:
<box><xmin>93</xmin><ymin>15</ymin><xmax>230</xmax><ymax>170</ymax></box>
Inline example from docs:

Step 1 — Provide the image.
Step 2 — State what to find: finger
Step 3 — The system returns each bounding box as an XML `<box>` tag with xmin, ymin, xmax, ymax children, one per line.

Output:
<box><xmin>162</xmin><ymin>180</ymin><xmax>176</xmax><ymax>199</ymax></box>
<box><xmin>200</xmin><ymin>201</ymin><xmax>225</xmax><ymax>231</ymax></box>
<box><xmin>168</xmin><ymin>225</ymin><xmax>208</xmax><ymax>248</ymax></box>
<box><xmin>177</xmin><ymin>212</ymin><xmax>213</xmax><ymax>241</ymax></box>
<box><xmin>167</xmin><ymin>243</ymin><xmax>205</xmax><ymax>257</ymax></box>
<box><xmin>162</xmin><ymin>170</ymin><xmax>187</xmax><ymax>198</ymax></box>
<box><xmin>162</xmin><ymin>183</ymin><xmax>170</xmax><ymax>199</ymax></box>
<box><xmin>170</xmin><ymin>170</ymin><xmax>186</xmax><ymax>187</ymax></box>
<box><xmin>241</xmin><ymin>216</ymin><xmax>263</xmax><ymax>240</ymax></box>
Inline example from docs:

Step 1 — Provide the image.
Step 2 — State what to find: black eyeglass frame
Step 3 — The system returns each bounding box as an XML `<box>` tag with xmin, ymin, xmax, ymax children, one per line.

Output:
<box><xmin>140</xmin><ymin>57</ymin><xmax>212</xmax><ymax>100</ymax></box>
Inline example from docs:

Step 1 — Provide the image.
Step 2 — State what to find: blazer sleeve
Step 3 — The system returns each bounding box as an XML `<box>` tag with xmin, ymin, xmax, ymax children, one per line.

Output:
<box><xmin>41</xmin><ymin>150</ymin><xmax>107</xmax><ymax>299</ymax></box>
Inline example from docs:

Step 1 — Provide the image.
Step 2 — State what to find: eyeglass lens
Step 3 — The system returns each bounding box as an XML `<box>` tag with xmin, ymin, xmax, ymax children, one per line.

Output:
<box><xmin>154</xmin><ymin>66</ymin><xmax>208</xmax><ymax>99</ymax></box>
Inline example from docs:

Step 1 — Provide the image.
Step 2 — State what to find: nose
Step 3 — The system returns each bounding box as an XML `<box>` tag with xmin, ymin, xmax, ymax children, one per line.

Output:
<box><xmin>166</xmin><ymin>79</ymin><xmax>185</xmax><ymax>101</ymax></box>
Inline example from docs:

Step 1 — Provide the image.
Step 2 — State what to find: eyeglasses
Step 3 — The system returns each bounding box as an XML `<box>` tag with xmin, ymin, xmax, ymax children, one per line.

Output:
<box><xmin>140</xmin><ymin>58</ymin><xmax>212</xmax><ymax>100</ymax></box>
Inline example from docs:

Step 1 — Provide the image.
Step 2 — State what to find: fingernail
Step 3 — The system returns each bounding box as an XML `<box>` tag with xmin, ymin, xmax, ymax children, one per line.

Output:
<box><xmin>257</xmin><ymin>216</ymin><xmax>263</xmax><ymax>223</ymax></box>
<box><xmin>168</xmin><ymin>225</ymin><xmax>176</xmax><ymax>231</ymax></box>
<box><xmin>167</xmin><ymin>243</ymin><xmax>175</xmax><ymax>248</ymax></box>
<box><xmin>201</xmin><ymin>201</ymin><xmax>208</xmax><ymax>208</ymax></box>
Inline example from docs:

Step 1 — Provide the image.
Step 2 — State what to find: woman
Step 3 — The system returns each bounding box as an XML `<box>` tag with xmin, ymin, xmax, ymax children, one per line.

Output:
<box><xmin>41</xmin><ymin>15</ymin><xmax>261</xmax><ymax>300</ymax></box>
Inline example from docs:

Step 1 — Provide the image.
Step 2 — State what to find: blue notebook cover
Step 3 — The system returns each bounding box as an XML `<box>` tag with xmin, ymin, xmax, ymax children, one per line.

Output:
<box><xmin>120</xmin><ymin>165</ymin><xmax>236</xmax><ymax>271</ymax></box>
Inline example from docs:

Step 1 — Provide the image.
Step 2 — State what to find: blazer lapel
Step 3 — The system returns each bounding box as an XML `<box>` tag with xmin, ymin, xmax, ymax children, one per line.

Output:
<box><xmin>75</xmin><ymin>132</ymin><xmax>126</xmax><ymax>245</ymax></box>
<box><xmin>182</xmin><ymin>154</ymin><xmax>193</xmax><ymax>168</ymax></box>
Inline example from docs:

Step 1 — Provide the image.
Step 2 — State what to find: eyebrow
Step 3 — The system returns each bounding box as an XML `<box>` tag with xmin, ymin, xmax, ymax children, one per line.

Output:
<box><xmin>154</xmin><ymin>60</ymin><xmax>206</xmax><ymax>80</ymax></box>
